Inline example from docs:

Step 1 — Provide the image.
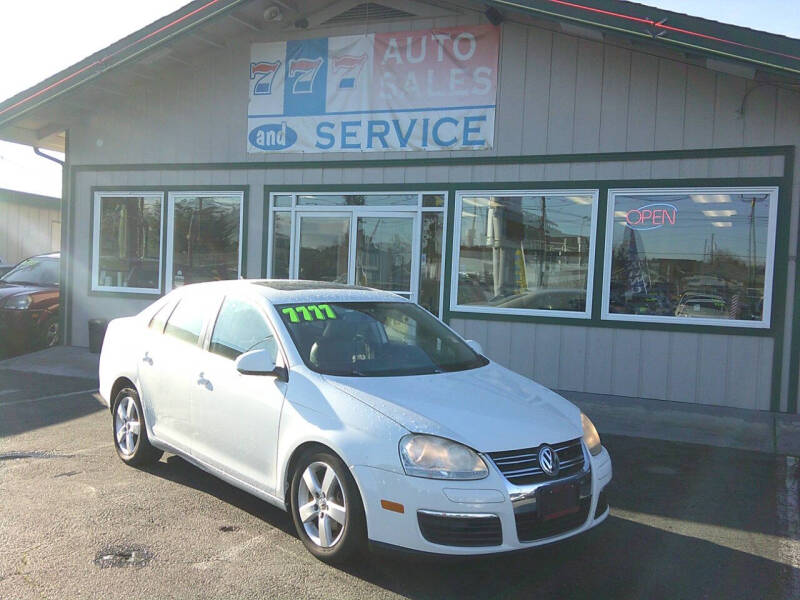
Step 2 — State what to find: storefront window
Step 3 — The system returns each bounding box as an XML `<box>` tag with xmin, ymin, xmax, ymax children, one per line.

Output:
<box><xmin>604</xmin><ymin>188</ymin><xmax>777</xmax><ymax>326</ymax></box>
<box><xmin>169</xmin><ymin>193</ymin><xmax>242</xmax><ymax>288</ymax></box>
<box><xmin>453</xmin><ymin>192</ymin><xmax>596</xmax><ymax>316</ymax></box>
<box><xmin>92</xmin><ymin>193</ymin><xmax>163</xmax><ymax>293</ymax></box>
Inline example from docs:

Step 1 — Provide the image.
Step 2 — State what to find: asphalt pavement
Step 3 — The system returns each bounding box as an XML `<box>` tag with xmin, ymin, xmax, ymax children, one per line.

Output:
<box><xmin>1</xmin><ymin>368</ymin><xmax>798</xmax><ymax>600</ymax></box>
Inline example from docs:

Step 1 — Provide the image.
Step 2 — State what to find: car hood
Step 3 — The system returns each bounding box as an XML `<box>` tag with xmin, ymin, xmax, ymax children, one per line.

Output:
<box><xmin>0</xmin><ymin>281</ymin><xmax>45</xmax><ymax>299</ymax></box>
<box><xmin>324</xmin><ymin>362</ymin><xmax>582</xmax><ymax>453</ymax></box>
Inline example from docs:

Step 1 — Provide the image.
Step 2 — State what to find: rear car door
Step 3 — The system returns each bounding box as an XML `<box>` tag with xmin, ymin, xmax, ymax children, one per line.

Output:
<box><xmin>147</xmin><ymin>292</ymin><xmax>219</xmax><ymax>452</ymax></box>
<box><xmin>191</xmin><ymin>294</ymin><xmax>287</xmax><ymax>493</ymax></box>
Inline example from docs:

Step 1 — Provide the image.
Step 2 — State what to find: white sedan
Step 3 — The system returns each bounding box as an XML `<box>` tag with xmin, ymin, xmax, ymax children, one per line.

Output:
<box><xmin>99</xmin><ymin>280</ymin><xmax>612</xmax><ymax>562</ymax></box>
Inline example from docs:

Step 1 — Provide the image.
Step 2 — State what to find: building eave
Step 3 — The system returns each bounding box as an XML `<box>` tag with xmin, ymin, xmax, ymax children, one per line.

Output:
<box><xmin>489</xmin><ymin>0</ymin><xmax>800</xmax><ymax>78</ymax></box>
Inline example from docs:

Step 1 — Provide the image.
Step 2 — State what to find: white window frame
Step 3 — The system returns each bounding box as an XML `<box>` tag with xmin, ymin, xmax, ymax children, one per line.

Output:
<box><xmin>267</xmin><ymin>191</ymin><xmax>448</xmax><ymax>317</ymax></box>
<box><xmin>165</xmin><ymin>191</ymin><xmax>245</xmax><ymax>292</ymax></box>
<box><xmin>449</xmin><ymin>189</ymin><xmax>600</xmax><ymax>319</ymax></box>
<box><xmin>91</xmin><ymin>191</ymin><xmax>164</xmax><ymax>294</ymax></box>
<box><xmin>601</xmin><ymin>186</ymin><xmax>779</xmax><ymax>329</ymax></box>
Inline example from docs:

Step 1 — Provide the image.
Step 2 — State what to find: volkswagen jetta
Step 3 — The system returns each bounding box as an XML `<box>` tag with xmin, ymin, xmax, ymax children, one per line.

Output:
<box><xmin>99</xmin><ymin>280</ymin><xmax>612</xmax><ymax>563</ymax></box>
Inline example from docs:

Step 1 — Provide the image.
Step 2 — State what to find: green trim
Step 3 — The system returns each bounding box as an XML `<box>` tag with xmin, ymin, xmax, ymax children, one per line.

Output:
<box><xmin>441</xmin><ymin>185</ymin><xmax>458</xmax><ymax>324</ymax></box>
<box><xmin>71</xmin><ymin>145</ymin><xmax>792</xmax><ymax>174</ymax></box>
<box><xmin>785</xmin><ymin>147</ymin><xmax>799</xmax><ymax>414</ymax></box>
<box><xmin>767</xmin><ymin>156</ymin><xmax>795</xmax><ymax>412</ymax></box>
<box><xmin>88</xmin><ymin>185</ymin><xmax>250</xmax><ymax>299</ymax></box>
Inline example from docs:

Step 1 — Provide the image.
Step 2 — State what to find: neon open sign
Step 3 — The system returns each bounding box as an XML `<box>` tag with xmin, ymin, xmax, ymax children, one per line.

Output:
<box><xmin>625</xmin><ymin>203</ymin><xmax>678</xmax><ymax>231</ymax></box>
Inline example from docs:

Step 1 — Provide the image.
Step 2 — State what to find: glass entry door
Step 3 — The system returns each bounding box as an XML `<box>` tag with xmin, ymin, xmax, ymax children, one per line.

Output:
<box><xmin>294</xmin><ymin>210</ymin><xmax>419</xmax><ymax>300</ymax></box>
<box><xmin>355</xmin><ymin>213</ymin><xmax>418</xmax><ymax>298</ymax></box>
<box><xmin>295</xmin><ymin>214</ymin><xmax>351</xmax><ymax>283</ymax></box>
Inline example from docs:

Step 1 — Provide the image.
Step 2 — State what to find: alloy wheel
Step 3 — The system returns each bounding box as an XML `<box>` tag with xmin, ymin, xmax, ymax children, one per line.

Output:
<box><xmin>45</xmin><ymin>321</ymin><xmax>60</xmax><ymax>347</ymax></box>
<box><xmin>114</xmin><ymin>396</ymin><xmax>141</xmax><ymax>456</ymax></box>
<box><xmin>296</xmin><ymin>461</ymin><xmax>347</xmax><ymax>548</ymax></box>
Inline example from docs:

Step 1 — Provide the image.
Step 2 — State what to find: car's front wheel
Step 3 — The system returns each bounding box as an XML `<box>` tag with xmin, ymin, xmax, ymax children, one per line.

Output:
<box><xmin>290</xmin><ymin>450</ymin><xmax>366</xmax><ymax>563</ymax></box>
<box><xmin>112</xmin><ymin>387</ymin><xmax>163</xmax><ymax>466</ymax></box>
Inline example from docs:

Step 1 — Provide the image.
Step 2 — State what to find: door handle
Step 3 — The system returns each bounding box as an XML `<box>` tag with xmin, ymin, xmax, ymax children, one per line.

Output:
<box><xmin>197</xmin><ymin>373</ymin><xmax>213</xmax><ymax>390</ymax></box>
<box><xmin>142</xmin><ymin>352</ymin><xmax>153</xmax><ymax>365</ymax></box>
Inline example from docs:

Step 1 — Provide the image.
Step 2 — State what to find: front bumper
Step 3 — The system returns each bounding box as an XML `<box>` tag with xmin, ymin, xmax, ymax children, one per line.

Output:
<box><xmin>0</xmin><ymin>309</ymin><xmax>42</xmax><ymax>352</ymax></box>
<box><xmin>353</xmin><ymin>444</ymin><xmax>612</xmax><ymax>555</ymax></box>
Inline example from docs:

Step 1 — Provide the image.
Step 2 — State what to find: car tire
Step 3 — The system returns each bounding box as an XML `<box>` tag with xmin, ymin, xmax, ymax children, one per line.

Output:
<box><xmin>112</xmin><ymin>387</ymin><xmax>163</xmax><ymax>466</ymax></box>
<box><xmin>41</xmin><ymin>316</ymin><xmax>60</xmax><ymax>348</ymax></box>
<box><xmin>290</xmin><ymin>449</ymin><xmax>367</xmax><ymax>564</ymax></box>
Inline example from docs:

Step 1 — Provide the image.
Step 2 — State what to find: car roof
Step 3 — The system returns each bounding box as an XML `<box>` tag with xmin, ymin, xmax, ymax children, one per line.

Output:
<box><xmin>177</xmin><ymin>279</ymin><xmax>409</xmax><ymax>305</ymax></box>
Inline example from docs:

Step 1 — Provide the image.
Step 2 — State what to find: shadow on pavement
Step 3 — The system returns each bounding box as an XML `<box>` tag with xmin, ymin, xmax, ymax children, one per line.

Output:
<box><xmin>138</xmin><ymin>436</ymin><xmax>798</xmax><ymax>600</ymax></box>
<box><xmin>0</xmin><ymin>369</ymin><xmax>101</xmax><ymax>437</ymax></box>
<box><xmin>604</xmin><ymin>434</ymin><xmax>799</xmax><ymax>540</ymax></box>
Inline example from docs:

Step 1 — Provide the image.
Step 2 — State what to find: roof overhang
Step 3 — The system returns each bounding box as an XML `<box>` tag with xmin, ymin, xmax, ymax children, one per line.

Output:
<box><xmin>488</xmin><ymin>0</ymin><xmax>800</xmax><ymax>78</ymax></box>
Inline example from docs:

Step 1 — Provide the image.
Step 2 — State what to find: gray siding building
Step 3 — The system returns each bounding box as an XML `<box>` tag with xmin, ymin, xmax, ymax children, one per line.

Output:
<box><xmin>1</xmin><ymin>0</ymin><xmax>798</xmax><ymax>414</ymax></box>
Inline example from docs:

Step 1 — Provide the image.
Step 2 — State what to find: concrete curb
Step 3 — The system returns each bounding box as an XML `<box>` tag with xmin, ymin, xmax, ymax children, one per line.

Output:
<box><xmin>563</xmin><ymin>390</ymin><xmax>800</xmax><ymax>457</ymax></box>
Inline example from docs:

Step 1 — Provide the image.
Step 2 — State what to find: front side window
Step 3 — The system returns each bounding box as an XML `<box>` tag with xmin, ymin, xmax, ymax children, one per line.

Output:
<box><xmin>453</xmin><ymin>191</ymin><xmax>596</xmax><ymax>316</ymax></box>
<box><xmin>169</xmin><ymin>193</ymin><xmax>243</xmax><ymax>289</ymax></box>
<box><xmin>278</xmin><ymin>301</ymin><xmax>487</xmax><ymax>377</ymax></box>
<box><xmin>92</xmin><ymin>193</ymin><xmax>163</xmax><ymax>293</ymax></box>
<box><xmin>209</xmin><ymin>297</ymin><xmax>277</xmax><ymax>361</ymax></box>
<box><xmin>604</xmin><ymin>188</ymin><xmax>777</xmax><ymax>327</ymax></box>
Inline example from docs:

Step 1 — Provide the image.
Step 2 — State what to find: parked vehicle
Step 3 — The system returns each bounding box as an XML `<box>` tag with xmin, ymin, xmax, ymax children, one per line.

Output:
<box><xmin>0</xmin><ymin>252</ymin><xmax>60</xmax><ymax>357</ymax></box>
<box><xmin>0</xmin><ymin>256</ymin><xmax>13</xmax><ymax>278</ymax></box>
<box><xmin>99</xmin><ymin>280</ymin><xmax>612</xmax><ymax>563</ymax></box>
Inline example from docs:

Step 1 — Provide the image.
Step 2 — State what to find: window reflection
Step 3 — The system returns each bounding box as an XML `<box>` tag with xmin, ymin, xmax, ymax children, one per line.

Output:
<box><xmin>97</xmin><ymin>195</ymin><xmax>161</xmax><ymax>290</ymax></box>
<box><xmin>457</xmin><ymin>194</ymin><xmax>594</xmax><ymax>312</ymax></box>
<box><xmin>172</xmin><ymin>195</ymin><xmax>241</xmax><ymax>287</ymax></box>
<box><xmin>608</xmin><ymin>191</ymin><xmax>773</xmax><ymax>322</ymax></box>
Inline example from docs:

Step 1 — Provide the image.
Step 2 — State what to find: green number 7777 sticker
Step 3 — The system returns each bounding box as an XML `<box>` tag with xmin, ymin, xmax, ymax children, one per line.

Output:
<box><xmin>281</xmin><ymin>304</ymin><xmax>337</xmax><ymax>323</ymax></box>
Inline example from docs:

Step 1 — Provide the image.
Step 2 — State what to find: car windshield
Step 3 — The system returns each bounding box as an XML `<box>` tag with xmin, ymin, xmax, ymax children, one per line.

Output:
<box><xmin>277</xmin><ymin>301</ymin><xmax>488</xmax><ymax>377</ymax></box>
<box><xmin>0</xmin><ymin>257</ymin><xmax>59</xmax><ymax>286</ymax></box>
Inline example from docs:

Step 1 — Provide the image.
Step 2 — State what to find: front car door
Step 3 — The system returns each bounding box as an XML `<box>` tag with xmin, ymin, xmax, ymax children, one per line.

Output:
<box><xmin>191</xmin><ymin>293</ymin><xmax>287</xmax><ymax>493</ymax></box>
<box><xmin>148</xmin><ymin>291</ymin><xmax>219</xmax><ymax>452</ymax></box>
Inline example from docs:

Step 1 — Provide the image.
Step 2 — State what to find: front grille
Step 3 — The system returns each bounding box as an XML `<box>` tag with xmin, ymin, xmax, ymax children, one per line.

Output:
<box><xmin>488</xmin><ymin>438</ymin><xmax>585</xmax><ymax>485</ymax></box>
<box><xmin>417</xmin><ymin>511</ymin><xmax>502</xmax><ymax>547</ymax></box>
<box><xmin>515</xmin><ymin>498</ymin><xmax>591</xmax><ymax>542</ymax></box>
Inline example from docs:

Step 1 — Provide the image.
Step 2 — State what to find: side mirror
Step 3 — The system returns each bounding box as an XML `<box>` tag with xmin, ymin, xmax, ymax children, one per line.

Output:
<box><xmin>235</xmin><ymin>349</ymin><xmax>288</xmax><ymax>381</ymax></box>
<box><xmin>465</xmin><ymin>339</ymin><xmax>483</xmax><ymax>355</ymax></box>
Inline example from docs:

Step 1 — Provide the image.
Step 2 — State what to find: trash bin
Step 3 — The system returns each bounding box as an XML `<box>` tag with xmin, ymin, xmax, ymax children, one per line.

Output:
<box><xmin>88</xmin><ymin>319</ymin><xmax>109</xmax><ymax>354</ymax></box>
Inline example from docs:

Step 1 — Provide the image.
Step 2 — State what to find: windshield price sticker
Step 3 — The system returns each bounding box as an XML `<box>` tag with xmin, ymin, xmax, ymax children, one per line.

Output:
<box><xmin>282</xmin><ymin>304</ymin><xmax>337</xmax><ymax>323</ymax></box>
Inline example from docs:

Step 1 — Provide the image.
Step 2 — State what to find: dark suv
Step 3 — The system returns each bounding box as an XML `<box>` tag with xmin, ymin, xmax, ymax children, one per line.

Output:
<box><xmin>0</xmin><ymin>252</ymin><xmax>60</xmax><ymax>358</ymax></box>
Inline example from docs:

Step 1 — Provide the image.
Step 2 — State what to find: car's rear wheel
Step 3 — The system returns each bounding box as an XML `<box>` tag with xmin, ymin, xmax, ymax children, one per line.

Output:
<box><xmin>290</xmin><ymin>450</ymin><xmax>366</xmax><ymax>563</ymax></box>
<box><xmin>112</xmin><ymin>387</ymin><xmax>163</xmax><ymax>466</ymax></box>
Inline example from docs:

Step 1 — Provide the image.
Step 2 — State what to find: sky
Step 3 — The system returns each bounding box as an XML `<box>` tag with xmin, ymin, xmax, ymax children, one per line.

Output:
<box><xmin>0</xmin><ymin>0</ymin><xmax>797</xmax><ymax>198</ymax></box>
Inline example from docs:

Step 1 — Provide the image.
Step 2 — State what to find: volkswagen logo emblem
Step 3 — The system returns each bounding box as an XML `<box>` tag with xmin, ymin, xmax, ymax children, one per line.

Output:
<box><xmin>538</xmin><ymin>445</ymin><xmax>560</xmax><ymax>477</ymax></box>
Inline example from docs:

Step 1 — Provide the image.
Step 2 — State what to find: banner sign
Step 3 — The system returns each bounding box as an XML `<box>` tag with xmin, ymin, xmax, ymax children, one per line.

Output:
<box><xmin>247</xmin><ymin>25</ymin><xmax>499</xmax><ymax>154</ymax></box>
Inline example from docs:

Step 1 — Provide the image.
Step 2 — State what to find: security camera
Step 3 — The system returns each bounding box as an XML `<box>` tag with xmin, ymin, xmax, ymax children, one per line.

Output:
<box><xmin>263</xmin><ymin>5</ymin><xmax>283</xmax><ymax>22</ymax></box>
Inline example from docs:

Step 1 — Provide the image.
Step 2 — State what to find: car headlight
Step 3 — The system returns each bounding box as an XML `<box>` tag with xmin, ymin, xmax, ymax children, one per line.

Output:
<box><xmin>581</xmin><ymin>413</ymin><xmax>602</xmax><ymax>456</ymax></box>
<box><xmin>3</xmin><ymin>294</ymin><xmax>32</xmax><ymax>310</ymax></box>
<box><xmin>399</xmin><ymin>434</ymin><xmax>488</xmax><ymax>480</ymax></box>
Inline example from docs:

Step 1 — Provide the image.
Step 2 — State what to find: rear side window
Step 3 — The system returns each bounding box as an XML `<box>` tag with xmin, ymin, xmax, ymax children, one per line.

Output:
<box><xmin>209</xmin><ymin>297</ymin><xmax>277</xmax><ymax>361</ymax></box>
<box><xmin>164</xmin><ymin>295</ymin><xmax>214</xmax><ymax>345</ymax></box>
